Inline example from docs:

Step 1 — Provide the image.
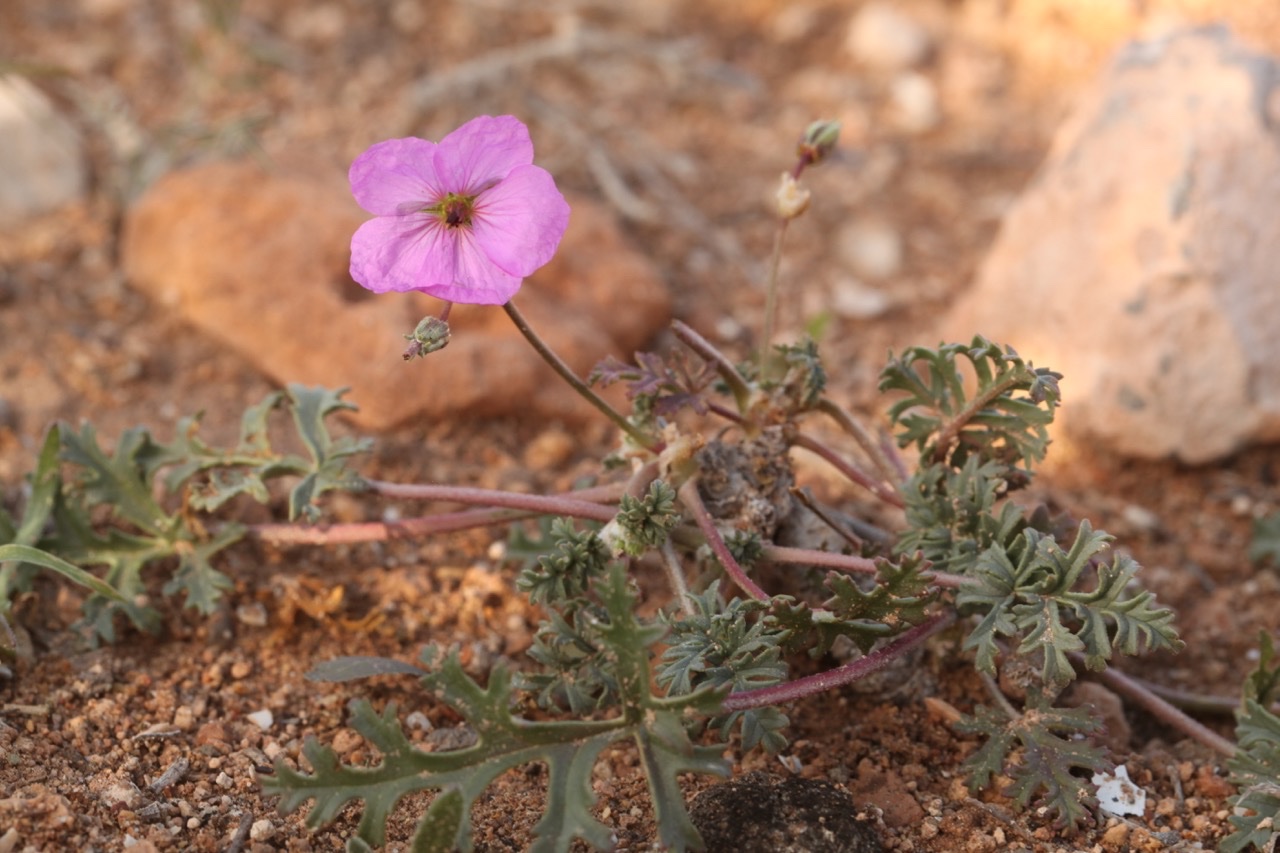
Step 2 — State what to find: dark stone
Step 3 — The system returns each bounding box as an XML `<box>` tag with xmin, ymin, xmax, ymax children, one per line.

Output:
<box><xmin>690</xmin><ymin>771</ymin><xmax>884</xmax><ymax>853</ymax></box>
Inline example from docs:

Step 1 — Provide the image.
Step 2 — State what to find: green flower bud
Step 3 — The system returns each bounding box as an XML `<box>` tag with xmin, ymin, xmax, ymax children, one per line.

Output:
<box><xmin>798</xmin><ymin>119</ymin><xmax>841</xmax><ymax>166</ymax></box>
<box><xmin>403</xmin><ymin>316</ymin><xmax>451</xmax><ymax>360</ymax></box>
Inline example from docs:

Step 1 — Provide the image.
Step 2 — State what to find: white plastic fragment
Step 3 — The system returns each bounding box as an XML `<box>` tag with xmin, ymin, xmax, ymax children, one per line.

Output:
<box><xmin>1092</xmin><ymin>765</ymin><xmax>1147</xmax><ymax>817</ymax></box>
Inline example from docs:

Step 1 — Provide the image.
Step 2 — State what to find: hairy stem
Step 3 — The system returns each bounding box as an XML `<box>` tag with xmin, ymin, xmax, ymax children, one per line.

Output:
<box><xmin>670</xmin><ymin>320</ymin><xmax>753</xmax><ymax>411</ymax></box>
<box><xmin>677</xmin><ymin>477</ymin><xmax>768</xmax><ymax>601</ymax></box>
<box><xmin>761</xmin><ymin>544</ymin><xmax>966</xmax><ymax>589</ymax></box>
<box><xmin>364</xmin><ymin>479</ymin><xmax>624</xmax><ymax>505</ymax></box>
<box><xmin>1070</xmin><ymin>653</ymin><xmax>1236</xmax><ymax>757</ymax></box>
<box><xmin>791</xmin><ymin>433</ymin><xmax>905</xmax><ymax>508</ymax></box>
<box><xmin>1121</xmin><ymin>674</ymin><xmax>1280</xmax><ymax>718</ymax></box>
<box><xmin>789</xmin><ymin>487</ymin><xmax>894</xmax><ymax>547</ymax></box>
<box><xmin>503</xmin><ymin>300</ymin><xmax>658</xmax><ymax>451</ymax></box>
<box><xmin>978</xmin><ymin>671</ymin><xmax>1022</xmax><ymax>721</ymax></box>
<box><xmin>816</xmin><ymin>397</ymin><xmax>903</xmax><ymax>491</ymax></box>
<box><xmin>759</xmin><ymin>219</ymin><xmax>791</xmax><ymax>379</ymax></box>
<box><xmin>249</xmin><ymin>510</ymin><xmax>531</xmax><ymax>546</ymax></box>
<box><xmin>723</xmin><ymin>611</ymin><xmax>956</xmax><ymax>711</ymax></box>
<box><xmin>659</xmin><ymin>539</ymin><xmax>692</xmax><ymax>615</ymax></box>
<box><xmin>929</xmin><ymin>371</ymin><xmax>1024</xmax><ymax>465</ymax></box>
<box><xmin>249</xmin><ymin>482</ymin><xmax>622</xmax><ymax>546</ymax></box>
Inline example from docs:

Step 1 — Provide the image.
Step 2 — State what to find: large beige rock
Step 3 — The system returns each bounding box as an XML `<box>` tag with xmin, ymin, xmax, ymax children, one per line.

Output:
<box><xmin>122</xmin><ymin>160</ymin><xmax>671</xmax><ymax>430</ymax></box>
<box><xmin>944</xmin><ymin>26</ymin><xmax>1280</xmax><ymax>464</ymax></box>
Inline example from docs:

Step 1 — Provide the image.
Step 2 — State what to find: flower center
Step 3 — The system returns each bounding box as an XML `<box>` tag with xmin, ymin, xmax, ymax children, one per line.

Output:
<box><xmin>427</xmin><ymin>193</ymin><xmax>477</xmax><ymax>229</ymax></box>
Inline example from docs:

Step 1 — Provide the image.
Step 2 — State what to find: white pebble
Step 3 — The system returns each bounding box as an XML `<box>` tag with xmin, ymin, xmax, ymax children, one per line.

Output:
<box><xmin>890</xmin><ymin>72</ymin><xmax>941</xmax><ymax>133</ymax></box>
<box><xmin>831</xmin><ymin>277</ymin><xmax>891</xmax><ymax>319</ymax></box>
<box><xmin>838</xmin><ymin>219</ymin><xmax>904</xmax><ymax>280</ymax></box>
<box><xmin>245</xmin><ymin>709</ymin><xmax>274</xmax><ymax>731</ymax></box>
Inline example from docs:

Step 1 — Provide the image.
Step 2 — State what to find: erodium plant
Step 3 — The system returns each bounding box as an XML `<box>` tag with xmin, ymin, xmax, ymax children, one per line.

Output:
<box><xmin>2</xmin><ymin>115</ymin><xmax>1276</xmax><ymax>852</ymax></box>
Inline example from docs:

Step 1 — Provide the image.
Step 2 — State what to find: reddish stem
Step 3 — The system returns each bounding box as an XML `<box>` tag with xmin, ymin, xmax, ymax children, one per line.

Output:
<box><xmin>723</xmin><ymin>611</ymin><xmax>956</xmax><ymax>711</ymax></box>
<box><xmin>249</xmin><ymin>482</ymin><xmax>623</xmax><ymax>546</ymax></box>
<box><xmin>677</xmin><ymin>477</ymin><xmax>768</xmax><ymax>601</ymax></box>
<box><xmin>356</xmin><ymin>483</ymin><xmax>616</xmax><ymax>521</ymax></box>
<box><xmin>1071</xmin><ymin>653</ymin><xmax>1236</xmax><ymax>757</ymax></box>
<box><xmin>791</xmin><ymin>433</ymin><xmax>905</xmax><ymax>509</ymax></box>
<box><xmin>762</xmin><ymin>544</ymin><xmax>966</xmax><ymax>589</ymax></box>
<box><xmin>671</xmin><ymin>320</ymin><xmax>753</xmax><ymax>411</ymax></box>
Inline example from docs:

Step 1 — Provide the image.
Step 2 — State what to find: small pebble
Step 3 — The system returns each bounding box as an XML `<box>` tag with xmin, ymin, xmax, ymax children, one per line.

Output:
<box><xmin>245</xmin><ymin>709</ymin><xmax>273</xmax><ymax>731</ymax></box>
<box><xmin>838</xmin><ymin>219</ymin><xmax>904</xmax><ymax>280</ymax></box>
<box><xmin>171</xmin><ymin>706</ymin><xmax>195</xmax><ymax>731</ymax></box>
<box><xmin>249</xmin><ymin>819</ymin><xmax>275</xmax><ymax>841</ymax></box>
<box><xmin>522</xmin><ymin>428</ymin><xmax>575</xmax><ymax>469</ymax></box>
<box><xmin>831</xmin><ymin>277</ymin><xmax>891</xmax><ymax>319</ymax></box>
<box><xmin>890</xmin><ymin>72</ymin><xmax>941</xmax><ymax>133</ymax></box>
<box><xmin>235</xmin><ymin>602</ymin><xmax>268</xmax><ymax>627</ymax></box>
<box><xmin>331</xmin><ymin>728</ymin><xmax>364</xmax><ymax>757</ymax></box>
<box><xmin>845</xmin><ymin>2</ymin><xmax>932</xmax><ymax>71</ymax></box>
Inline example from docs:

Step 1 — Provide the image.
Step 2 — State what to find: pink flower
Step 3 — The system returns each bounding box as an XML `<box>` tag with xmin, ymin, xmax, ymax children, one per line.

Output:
<box><xmin>348</xmin><ymin>115</ymin><xmax>570</xmax><ymax>305</ymax></box>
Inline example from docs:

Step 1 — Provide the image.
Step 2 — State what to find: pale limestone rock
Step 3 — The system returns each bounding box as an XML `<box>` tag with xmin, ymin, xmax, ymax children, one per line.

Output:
<box><xmin>122</xmin><ymin>161</ymin><xmax>670</xmax><ymax>431</ymax></box>
<box><xmin>0</xmin><ymin>76</ymin><xmax>86</xmax><ymax>223</ymax></box>
<box><xmin>943</xmin><ymin>27</ymin><xmax>1280</xmax><ymax>463</ymax></box>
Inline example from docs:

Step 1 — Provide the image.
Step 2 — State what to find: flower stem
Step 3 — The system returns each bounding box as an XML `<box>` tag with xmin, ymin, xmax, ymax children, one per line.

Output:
<box><xmin>677</xmin><ymin>477</ymin><xmax>768</xmax><ymax>601</ymax></box>
<box><xmin>502</xmin><ymin>300</ymin><xmax>658</xmax><ymax>451</ymax></box>
<box><xmin>758</xmin><ymin>219</ymin><xmax>791</xmax><ymax>377</ymax></box>
<box><xmin>723</xmin><ymin>611</ymin><xmax>956</xmax><ymax>711</ymax></box>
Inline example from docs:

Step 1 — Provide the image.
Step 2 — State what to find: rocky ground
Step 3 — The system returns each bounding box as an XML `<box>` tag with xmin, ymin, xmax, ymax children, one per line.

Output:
<box><xmin>2</xmin><ymin>1</ymin><xmax>1280</xmax><ymax>851</ymax></box>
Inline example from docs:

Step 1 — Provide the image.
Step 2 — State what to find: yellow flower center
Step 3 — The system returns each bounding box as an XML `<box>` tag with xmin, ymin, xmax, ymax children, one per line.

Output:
<box><xmin>427</xmin><ymin>193</ymin><xmax>476</xmax><ymax>229</ymax></box>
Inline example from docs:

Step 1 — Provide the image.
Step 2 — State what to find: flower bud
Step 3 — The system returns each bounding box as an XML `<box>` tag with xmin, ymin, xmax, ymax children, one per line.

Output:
<box><xmin>797</xmin><ymin>119</ymin><xmax>841</xmax><ymax>166</ymax></box>
<box><xmin>402</xmin><ymin>316</ymin><xmax>451</xmax><ymax>360</ymax></box>
<box><xmin>775</xmin><ymin>173</ymin><xmax>811</xmax><ymax>220</ymax></box>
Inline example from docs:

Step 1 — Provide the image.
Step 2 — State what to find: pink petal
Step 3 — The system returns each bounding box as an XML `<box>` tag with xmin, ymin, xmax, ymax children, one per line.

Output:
<box><xmin>433</xmin><ymin>115</ymin><xmax>534</xmax><ymax>195</ymax></box>
<box><xmin>349</xmin><ymin>138</ymin><xmax>444</xmax><ymax>216</ymax></box>
<box><xmin>469</xmin><ymin>165</ymin><xmax>571</xmax><ymax>277</ymax></box>
<box><xmin>350</xmin><ymin>214</ymin><xmax>521</xmax><ymax>303</ymax></box>
<box><xmin>350</xmin><ymin>214</ymin><xmax>455</xmax><ymax>293</ymax></box>
<box><xmin>429</xmin><ymin>228</ymin><xmax>525</xmax><ymax>304</ymax></box>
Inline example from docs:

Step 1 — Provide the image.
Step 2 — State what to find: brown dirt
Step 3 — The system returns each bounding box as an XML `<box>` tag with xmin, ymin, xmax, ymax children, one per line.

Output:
<box><xmin>3</xmin><ymin>2</ymin><xmax>1280</xmax><ymax>851</ymax></box>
